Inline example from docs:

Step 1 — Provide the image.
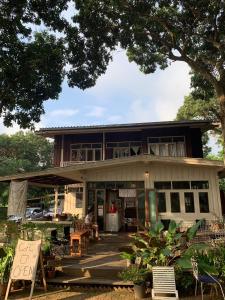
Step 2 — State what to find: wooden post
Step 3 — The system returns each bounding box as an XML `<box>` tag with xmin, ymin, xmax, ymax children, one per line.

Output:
<box><xmin>54</xmin><ymin>187</ymin><xmax>59</xmax><ymax>219</ymax></box>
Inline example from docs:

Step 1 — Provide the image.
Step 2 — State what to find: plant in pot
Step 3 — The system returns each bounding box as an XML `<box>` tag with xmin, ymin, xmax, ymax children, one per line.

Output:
<box><xmin>119</xmin><ymin>265</ymin><xmax>148</xmax><ymax>299</ymax></box>
<box><xmin>0</xmin><ymin>246</ymin><xmax>14</xmax><ymax>298</ymax></box>
<box><xmin>121</xmin><ymin>251</ymin><xmax>136</xmax><ymax>267</ymax></box>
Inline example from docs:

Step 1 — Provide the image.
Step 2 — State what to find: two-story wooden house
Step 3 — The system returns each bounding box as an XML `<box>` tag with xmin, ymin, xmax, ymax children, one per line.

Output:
<box><xmin>33</xmin><ymin>120</ymin><xmax>223</xmax><ymax>230</ymax></box>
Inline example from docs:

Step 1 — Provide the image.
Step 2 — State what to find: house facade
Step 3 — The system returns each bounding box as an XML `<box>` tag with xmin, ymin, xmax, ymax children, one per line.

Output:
<box><xmin>36</xmin><ymin>120</ymin><xmax>224</xmax><ymax>231</ymax></box>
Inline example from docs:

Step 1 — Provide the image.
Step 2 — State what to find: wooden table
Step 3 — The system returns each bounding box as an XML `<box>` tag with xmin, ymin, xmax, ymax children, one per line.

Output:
<box><xmin>70</xmin><ymin>230</ymin><xmax>89</xmax><ymax>257</ymax></box>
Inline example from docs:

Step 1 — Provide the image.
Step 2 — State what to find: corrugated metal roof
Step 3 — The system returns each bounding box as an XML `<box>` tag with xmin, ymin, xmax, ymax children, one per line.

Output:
<box><xmin>36</xmin><ymin>120</ymin><xmax>213</xmax><ymax>137</ymax></box>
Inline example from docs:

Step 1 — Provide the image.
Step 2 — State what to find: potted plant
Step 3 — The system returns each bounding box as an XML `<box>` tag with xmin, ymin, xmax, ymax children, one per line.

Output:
<box><xmin>46</xmin><ymin>266</ymin><xmax>56</xmax><ymax>279</ymax></box>
<box><xmin>0</xmin><ymin>246</ymin><xmax>14</xmax><ymax>298</ymax></box>
<box><xmin>119</xmin><ymin>265</ymin><xmax>148</xmax><ymax>299</ymax></box>
<box><xmin>121</xmin><ymin>251</ymin><xmax>136</xmax><ymax>267</ymax></box>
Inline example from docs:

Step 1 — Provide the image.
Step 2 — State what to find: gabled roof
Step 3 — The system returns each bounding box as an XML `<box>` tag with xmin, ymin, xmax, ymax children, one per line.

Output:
<box><xmin>36</xmin><ymin>120</ymin><xmax>213</xmax><ymax>137</ymax></box>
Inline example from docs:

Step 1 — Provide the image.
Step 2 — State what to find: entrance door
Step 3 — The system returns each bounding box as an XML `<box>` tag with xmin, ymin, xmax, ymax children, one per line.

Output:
<box><xmin>96</xmin><ymin>190</ymin><xmax>105</xmax><ymax>231</ymax></box>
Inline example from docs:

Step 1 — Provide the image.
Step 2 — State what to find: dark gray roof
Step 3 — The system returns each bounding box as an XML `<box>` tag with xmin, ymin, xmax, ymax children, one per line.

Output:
<box><xmin>37</xmin><ymin>120</ymin><xmax>213</xmax><ymax>137</ymax></box>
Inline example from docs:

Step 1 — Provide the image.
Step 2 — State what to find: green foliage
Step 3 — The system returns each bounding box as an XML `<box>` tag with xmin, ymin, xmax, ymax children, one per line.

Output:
<box><xmin>2</xmin><ymin>1</ymin><xmax>225</xmax><ymax>130</ymax></box>
<box><xmin>0</xmin><ymin>131</ymin><xmax>53</xmax><ymax>175</ymax></box>
<box><xmin>123</xmin><ymin>220</ymin><xmax>203</xmax><ymax>270</ymax></box>
<box><xmin>0</xmin><ymin>131</ymin><xmax>53</xmax><ymax>206</ymax></box>
<box><xmin>176</xmin><ymin>95</ymin><xmax>219</xmax><ymax>124</ymax></box>
<box><xmin>0</xmin><ymin>246</ymin><xmax>14</xmax><ymax>283</ymax></box>
<box><xmin>119</xmin><ymin>265</ymin><xmax>148</xmax><ymax>285</ymax></box>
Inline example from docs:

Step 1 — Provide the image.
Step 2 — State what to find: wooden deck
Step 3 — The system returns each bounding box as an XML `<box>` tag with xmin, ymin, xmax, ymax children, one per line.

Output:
<box><xmin>47</xmin><ymin>232</ymin><xmax>133</xmax><ymax>286</ymax></box>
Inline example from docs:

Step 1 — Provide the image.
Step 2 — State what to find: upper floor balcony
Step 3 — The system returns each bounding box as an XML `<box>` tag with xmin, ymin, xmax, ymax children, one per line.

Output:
<box><xmin>60</xmin><ymin>136</ymin><xmax>186</xmax><ymax>167</ymax></box>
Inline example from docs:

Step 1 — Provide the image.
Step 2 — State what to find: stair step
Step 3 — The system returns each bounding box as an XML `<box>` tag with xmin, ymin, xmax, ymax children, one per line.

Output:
<box><xmin>47</xmin><ymin>275</ymin><xmax>133</xmax><ymax>286</ymax></box>
<box><xmin>58</xmin><ymin>266</ymin><xmax>123</xmax><ymax>279</ymax></box>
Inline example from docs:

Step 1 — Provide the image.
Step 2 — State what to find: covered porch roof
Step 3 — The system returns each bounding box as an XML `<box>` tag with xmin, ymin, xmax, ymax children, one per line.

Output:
<box><xmin>0</xmin><ymin>155</ymin><xmax>224</xmax><ymax>186</ymax></box>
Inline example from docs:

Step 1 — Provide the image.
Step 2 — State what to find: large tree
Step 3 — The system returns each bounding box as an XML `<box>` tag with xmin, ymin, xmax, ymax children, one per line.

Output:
<box><xmin>0</xmin><ymin>131</ymin><xmax>53</xmax><ymax>206</ymax></box>
<box><xmin>2</xmin><ymin>1</ymin><xmax>225</xmax><ymax>143</ymax></box>
<box><xmin>68</xmin><ymin>0</ymin><xmax>225</xmax><ymax>154</ymax></box>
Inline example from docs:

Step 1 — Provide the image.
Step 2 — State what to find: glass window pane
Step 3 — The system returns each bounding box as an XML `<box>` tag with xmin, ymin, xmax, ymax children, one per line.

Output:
<box><xmin>159</xmin><ymin>144</ymin><xmax>167</xmax><ymax>156</ymax></box>
<box><xmin>154</xmin><ymin>181</ymin><xmax>171</xmax><ymax>189</ymax></box>
<box><xmin>82</xmin><ymin>144</ymin><xmax>91</xmax><ymax>148</ymax></box>
<box><xmin>95</xmin><ymin>149</ymin><xmax>101</xmax><ymax>161</ymax></box>
<box><xmin>158</xmin><ymin>192</ymin><xmax>166</xmax><ymax>213</ymax></box>
<box><xmin>71</xmin><ymin>144</ymin><xmax>81</xmax><ymax>149</ymax></box>
<box><xmin>93</xmin><ymin>143</ymin><xmax>102</xmax><ymax>148</ymax></box>
<box><xmin>148</xmin><ymin>137</ymin><xmax>159</xmax><ymax>143</ymax></box>
<box><xmin>199</xmin><ymin>192</ymin><xmax>209</xmax><ymax>213</ymax></box>
<box><xmin>173</xmin><ymin>136</ymin><xmax>184</xmax><ymax>142</ymax></box>
<box><xmin>191</xmin><ymin>181</ymin><xmax>209</xmax><ymax>189</ymax></box>
<box><xmin>76</xmin><ymin>192</ymin><xmax>83</xmax><ymax>208</ymax></box>
<box><xmin>105</xmin><ymin>182</ymin><xmax>116</xmax><ymax>189</ymax></box>
<box><xmin>87</xmin><ymin>190</ymin><xmax>95</xmax><ymax>210</ymax></box>
<box><xmin>172</xmin><ymin>181</ymin><xmax>190</xmax><ymax>189</ymax></box>
<box><xmin>160</xmin><ymin>137</ymin><xmax>172</xmax><ymax>143</ymax></box>
<box><xmin>87</xmin><ymin>149</ymin><xmax>93</xmax><ymax>161</ymax></box>
<box><xmin>185</xmin><ymin>192</ymin><xmax>195</xmax><ymax>213</ymax></box>
<box><xmin>176</xmin><ymin>142</ymin><xmax>185</xmax><ymax>156</ymax></box>
<box><xmin>149</xmin><ymin>144</ymin><xmax>158</xmax><ymax>155</ymax></box>
<box><xmin>137</xmin><ymin>190</ymin><xmax>145</xmax><ymax>226</ymax></box>
<box><xmin>168</xmin><ymin>144</ymin><xmax>176</xmax><ymax>156</ymax></box>
<box><xmin>170</xmin><ymin>192</ymin><xmax>180</xmax><ymax>212</ymax></box>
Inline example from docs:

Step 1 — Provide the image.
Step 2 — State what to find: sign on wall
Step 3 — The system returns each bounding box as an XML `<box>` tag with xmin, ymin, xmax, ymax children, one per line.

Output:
<box><xmin>119</xmin><ymin>189</ymin><xmax>136</xmax><ymax>198</ymax></box>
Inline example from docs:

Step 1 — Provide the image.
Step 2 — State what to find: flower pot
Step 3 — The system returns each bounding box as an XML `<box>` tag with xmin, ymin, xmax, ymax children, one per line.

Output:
<box><xmin>0</xmin><ymin>283</ymin><xmax>7</xmax><ymax>298</ymax></box>
<box><xmin>134</xmin><ymin>284</ymin><xmax>146</xmax><ymax>299</ymax></box>
<box><xmin>47</xmin><ymin>269</ymin><xmax>56</xmax><ymax>279</ymax></box>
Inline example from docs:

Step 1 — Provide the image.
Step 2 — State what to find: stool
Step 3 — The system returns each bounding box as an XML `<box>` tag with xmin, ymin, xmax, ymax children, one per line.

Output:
<box><xmin>70</xmin><ymin>230</ymin><xmax>88</xmax><ymax>257</ymax></box>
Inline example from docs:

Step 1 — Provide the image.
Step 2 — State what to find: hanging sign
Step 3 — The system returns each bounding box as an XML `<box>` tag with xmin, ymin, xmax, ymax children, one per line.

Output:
<box><xmin>119</xmin><ymin>189</ymin><xmax>136</xmax><ymax>198</ymax></box>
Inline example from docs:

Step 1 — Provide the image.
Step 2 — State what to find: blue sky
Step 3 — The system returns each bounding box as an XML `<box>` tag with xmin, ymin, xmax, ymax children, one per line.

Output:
<box><xmin>0</xmin><ymin>48</ymin><xmax>219</xmax><ymax>153</ymax></box>
<box><xmin>0</xmin><ymin>50</ymin><xmax>191</xmax><ymax>133</ymax></box>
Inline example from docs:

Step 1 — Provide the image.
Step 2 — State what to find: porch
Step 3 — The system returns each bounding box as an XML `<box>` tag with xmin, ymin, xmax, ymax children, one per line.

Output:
<box><xmin>47</xmin><ymin>232</ymin><xmax>133</xmax><ymax>286</ymax></box>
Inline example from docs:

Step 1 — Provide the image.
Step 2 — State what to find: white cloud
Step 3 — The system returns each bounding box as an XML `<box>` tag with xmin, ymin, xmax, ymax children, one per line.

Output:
<box><xmin>107</xmin><ymin>115</ymin><xmax>122</xmax><ymax>123</ymax></box>
<box><xmin>87</xmin><ymin>50</ymin><xmax>191</xmax><ymax>122</ymax></box>
<box><xmin>0</xmin><ymin>119</ymin><xmax>24</xmax><ymax>135</ymax></box>
<box><xmin>50</xmin><ymin>109</ymin><xmax>79</xmax><ymax>117</ymax></box>
<box><xmin>125</xmin><ymin>99</ymin><xmax>155</xmax><ymax>123</ymax></box>
<box><xmin>86</xmin><ymin>106</ymin><xmax>106</xmax><ymax>118</ymax></box>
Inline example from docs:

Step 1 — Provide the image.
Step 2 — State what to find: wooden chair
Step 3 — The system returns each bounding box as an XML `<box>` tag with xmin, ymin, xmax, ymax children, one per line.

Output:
<box><xmin>152</xmin><ymin>266</ymin><xmax>179</xmax><ymax>299</ymax></box>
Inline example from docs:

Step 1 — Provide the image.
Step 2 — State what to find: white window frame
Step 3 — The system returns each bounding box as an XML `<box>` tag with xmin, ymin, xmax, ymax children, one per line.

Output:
<box><xmin>148</xmin><ymin>136</ymin><xmax>186</xmax><ymax>157</ymax></box>
<box><xmin>70</xmin><ymin>143</ymin><xmax>102</xmax><ymax>162</ymax></box>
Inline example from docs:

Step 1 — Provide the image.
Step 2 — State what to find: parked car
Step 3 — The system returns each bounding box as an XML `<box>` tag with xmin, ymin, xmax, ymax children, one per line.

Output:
<box><xmin>26</xmin><ymin>207</ymin><xmax>44</xmax><ymax>220</ymax></box>
<box><xmin>44</xmin><ymin>207</ymin><xmax>62</xmax><ymax>217</ymax></box>
<box><xmin>7</xmin><ymin>215</ymin><xmax>22</xmax><ymax>223</ymax></box>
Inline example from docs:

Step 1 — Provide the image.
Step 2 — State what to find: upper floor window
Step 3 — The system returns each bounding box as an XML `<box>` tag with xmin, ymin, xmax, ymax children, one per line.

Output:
<box><xmin>106</xmin><ymin>141</ymin><xmax>142</xmax><ymax>159</ymax></box>
<box><xmin>71</xmin><ymin>143</ymin><xmax>102</xmax><ymax>162</ymax></box>
<box><xmin>148</xmin><ymin>136</ymin><xmax>185</xmax><ymax>157</ymax></box>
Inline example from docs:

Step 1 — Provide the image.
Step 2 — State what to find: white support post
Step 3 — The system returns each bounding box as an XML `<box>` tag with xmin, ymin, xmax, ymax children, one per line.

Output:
<box><xmin>102</xmin><ymin>131</ymin><xmax>105</xmax><ymax>160</ymax></box>
<box><xmin>60</xmin><ymin>135</ymin><xmax>64</xmax><ymax>167</ymax></box>
<box><xmin>54</xmin><ymin>187</ymin><xmax>59</xmax><ymax>219</ymax></box>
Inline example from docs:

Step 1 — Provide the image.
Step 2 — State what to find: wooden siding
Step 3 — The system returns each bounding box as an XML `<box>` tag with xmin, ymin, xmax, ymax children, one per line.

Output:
<box><xmin>85</xmin><ymin>163</ymin><xmax>222</xmax><ymax>222</ymax></box>
<box><xmin>53</xmin><ymin>135</ymin><xmax>62</xmax><ymax>166</ymax></box>
<box><xmin>53</xmin><ymin>127</ymin><xmax>204</xmax><ymax>166</ymax></box>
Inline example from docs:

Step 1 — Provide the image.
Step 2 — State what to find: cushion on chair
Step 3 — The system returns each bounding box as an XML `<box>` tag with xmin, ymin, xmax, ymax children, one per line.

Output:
<box><xmin>198</xmin><ymin>274</ymin><xmax>218</xmax><ymax>283</ymax></box>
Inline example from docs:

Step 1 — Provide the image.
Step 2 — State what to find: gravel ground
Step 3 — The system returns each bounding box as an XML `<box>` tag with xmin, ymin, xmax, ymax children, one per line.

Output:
<box><xmin>7</xmin><ymin>287</ymin><xmax>136</xmax><ymax>300</ymax></box>
<box><xmin>6</xmin><ymin>286</ymin><xmax>217</xmax><ymax>300</ymax></box>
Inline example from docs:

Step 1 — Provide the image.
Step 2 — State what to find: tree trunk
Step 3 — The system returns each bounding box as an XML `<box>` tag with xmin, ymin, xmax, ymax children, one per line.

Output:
<box><xmin>217</xmin><ymin>92</ymin><xmax>225</xmax><ymax>161</ymax></box>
